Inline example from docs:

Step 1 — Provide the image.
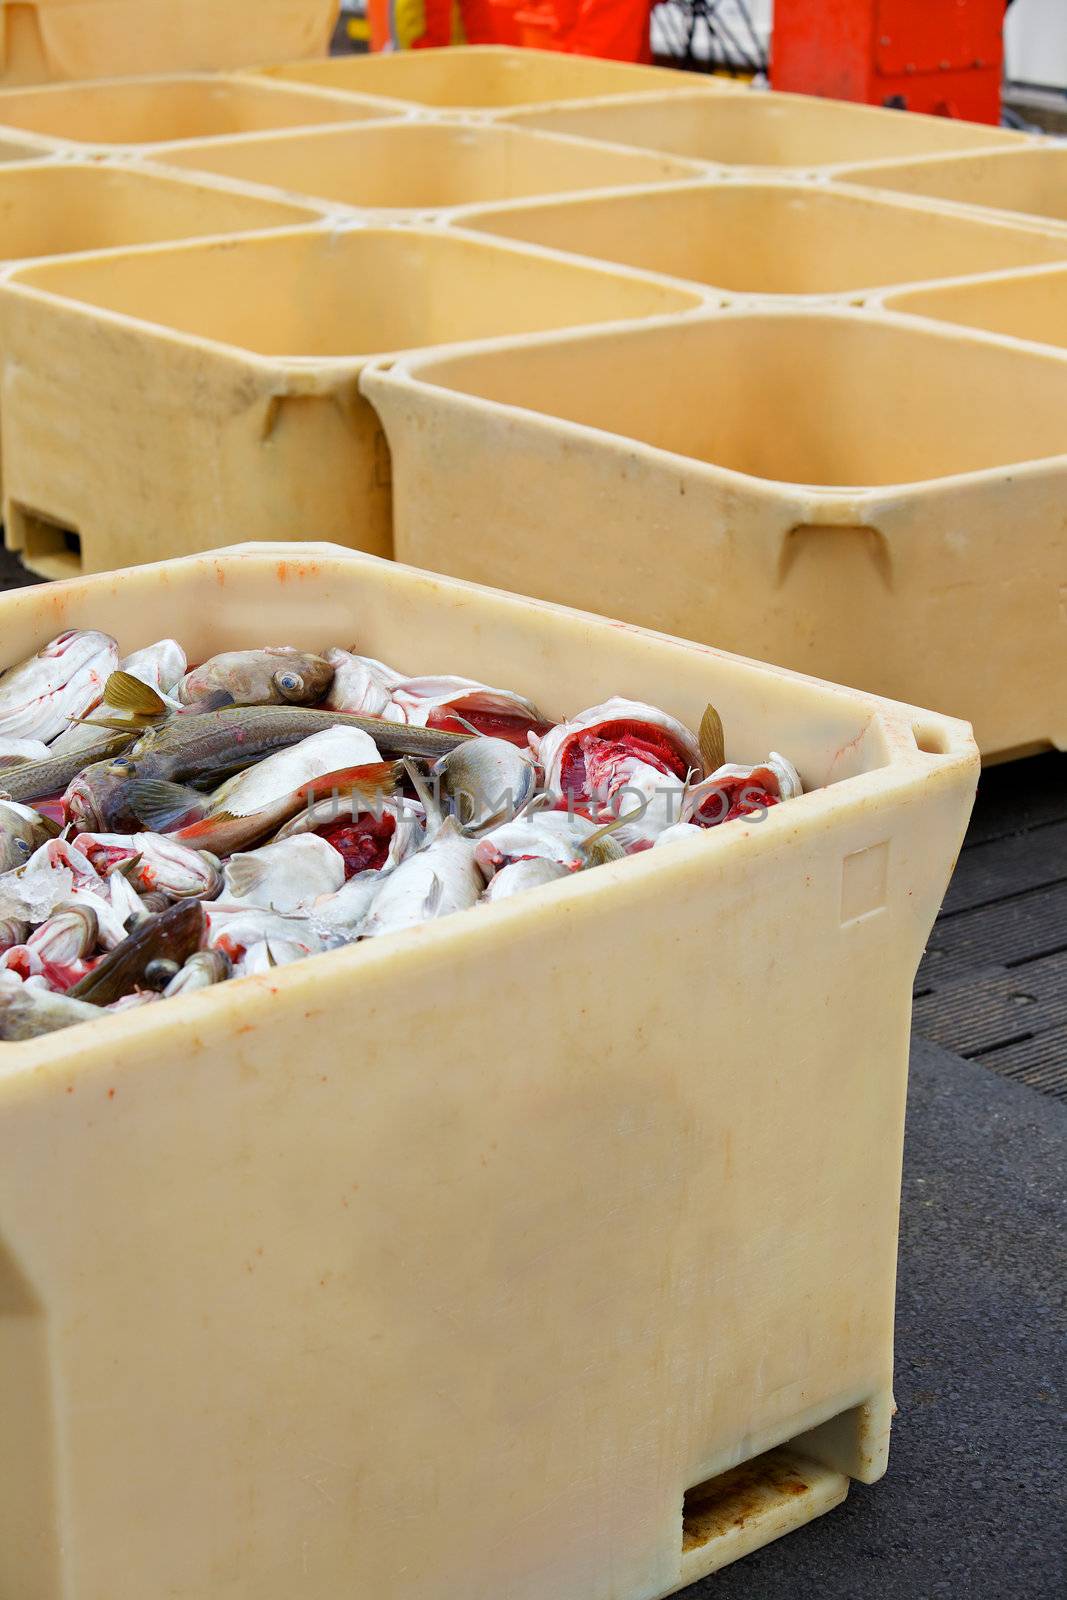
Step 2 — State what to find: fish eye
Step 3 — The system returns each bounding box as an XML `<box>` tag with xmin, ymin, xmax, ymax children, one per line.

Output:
<box><xmin>15</xmin><ymin>839</ymin><xmax>31</xmax><ymax>857</ymax></box>
<box><xmin>277</xmin><ymin>671</ymin><xmax>301</xmax><ymax>691</ymax></box>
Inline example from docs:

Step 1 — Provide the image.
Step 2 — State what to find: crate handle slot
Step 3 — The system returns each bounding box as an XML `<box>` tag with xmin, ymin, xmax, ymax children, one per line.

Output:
<box><xmin>6</xmin><ymin>504</ymin><xmax>84</xmax><ymax>582</ymax></box>
<box><xmin>779</xmin><ymin>523</ymin><xmax>892</xmax><ymax>590</ymax></box>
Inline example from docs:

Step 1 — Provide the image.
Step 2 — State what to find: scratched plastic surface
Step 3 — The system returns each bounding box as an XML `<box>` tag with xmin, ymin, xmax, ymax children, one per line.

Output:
<box><xmin>0</xmin><ymin>543</ymin><xmax>979</xmax><ymax>1600</ymax></box>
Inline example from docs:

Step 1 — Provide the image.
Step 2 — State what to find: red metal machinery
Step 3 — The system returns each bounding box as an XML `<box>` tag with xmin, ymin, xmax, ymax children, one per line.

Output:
<box><xmin>771</xmin><ymin>0</ymin><xmax>1005</xmax><ymax>124</ymax></box>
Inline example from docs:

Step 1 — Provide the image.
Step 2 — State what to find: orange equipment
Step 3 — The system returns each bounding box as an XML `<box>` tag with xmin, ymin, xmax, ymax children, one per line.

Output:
<box><xmin>771</xmin><ymin>0</ymin><xmax>1004</xmax><ymax>124</ymax></box>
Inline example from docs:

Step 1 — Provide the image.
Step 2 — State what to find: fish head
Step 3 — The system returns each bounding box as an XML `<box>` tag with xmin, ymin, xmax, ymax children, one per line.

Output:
<box><xmin>433</xmin><ymin>738</ymin><xmax>537</xmax><ymax>832</ymax></box>
<box><xmin>63</xmin><ymin>759</ymin><xmax>142</xmax><ymax>832</ymax></box>
<box><xmin>272</xmin><ymin>654</ymin><xmax>334</xmax><ymax>706</ymax></box>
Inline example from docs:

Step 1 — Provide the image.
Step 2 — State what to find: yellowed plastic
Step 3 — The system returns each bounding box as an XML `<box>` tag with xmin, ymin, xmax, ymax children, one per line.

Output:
<box><xmin>0</xmin><ymin>540</ymin><xmax>979</xmax><ymax>1600</ymax></box>
<box><xmin>363</xmin><ymin>308</ymin><xmax>1067</xmax><ymax>760</ymax></box>
<box><xmin>840</xmin><ymin>143</ymin><xmax>1067</xmax><ymax>230</ymax></box>
<box><xmin>0</xmin><ymin>158</ymin><xmax>319</xmax><ymax>271</ymax></box>
<box><xmin>883</xmin><ymin>263</ymin><xmax>1067</xmax><ymax>353</ymax></box>
<box><xmin>454</xmin><ymin>178</ymin><xmax>1067</xmax><ymax>299</ymax></box>
<box><xmin>0</xmin><ymin>0</ymin><xmax>339</xmax><ymax>87</ymax></box>
<box><xmin>0</xmin><ymin>72</ymin><xmax>397</xmax><ymax>150</ymax></box>
<box><xmin>0</xmin><ymin>226</ymin><xmax>700</xmax><ymax>576</ymax></box>
<box><xmin>145</xmin><ymin>119</ymin><xmax>704</xmax><ymax>218</ymax></box>
<box><xmin>499</xmin><ymin>85</ymin><xmax>1025</xmax><ymax>168</ymax></box>
<box><xmin>252</xmin><ymin>41</ymin><xmax>730</xmax><ymax>113</ymax></box>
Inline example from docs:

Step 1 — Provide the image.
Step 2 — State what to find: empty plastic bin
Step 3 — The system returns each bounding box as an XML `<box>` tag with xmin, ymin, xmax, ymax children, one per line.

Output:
<box><xmin>0</xmin><ymin>0</ymin><xmax>339</xmax><ymax>87</ymax></box>
<box><xmin>145</xmin><ymin>119</ymin><xmax>704</xmax><ymax>218</ymax></box>
<box><xmin>839</xmin><ymin>143</ymin><xmax>1067</xmax><ymax>231</ymax></box>
<box><xmin>0</xmin><ymin>540</ymin><xmax>979</xmax><ymax>1600</ymax></box>
<box><xmin>252</xmin><ymin>41</ymin><xmax>723</xmax><ymax>113</ymax></box>
<box><xmin>0</xmin><ymin>72</ymin><xmax>397</xmax><ymax>151</ymax></box>
<box><xmin>363</xmin><ymin>308</ymin><xmax>1067</xmax><ymax>760</ymax></box>
<box><xmin>455</xmin><ymin>179</ymin><xmax>1067</xmax><ymax>299</ymax></box>
<box><xmin>501</xmin><ymin>86</ymin><xmax>1025</xmax><ymax>168</ymax></box>
<box><xmin>0</xmin><ymin>225</ymin><xmax>700</xmax><ymax>577</ymax></box>
<box><xmin>0</xmin><ymin>158</ymin><xmax>320</xmax><ymax>271</ymax></box>
<box><xmin>883</xmin><ymin>263</ymin><xmax>1067</xmax><ymax>353</ymax></box>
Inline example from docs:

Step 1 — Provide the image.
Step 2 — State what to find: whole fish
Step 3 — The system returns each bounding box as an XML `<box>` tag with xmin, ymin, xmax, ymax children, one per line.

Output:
<box><xmin>68</xmin><ymin>899</ymin><xmax>205</xmax><ymax>1006</ymax></box>
<box><xmin>75</xmin><ymin>833</ymin><xmax>223</xmax><ymax>900</ymax></box>
<box><xmin>0</xmin><ymin>630</ymin><xmax>118</xmax><ymax>743</ymax></box>
<box><xmin>481</xmin><ymin>856</ymin><xmax>570</xmax><ymax>902</ymax></box>
<box><xmin>432</xmin><ymin>737</ymin><xmax>537</xmax><ymax>832</ymax></box>
<box><xmin>126</xmin><ymin>728</ymin><xmax>397</xmax><ymax>856</ymax></box>
<box><xmin>177</xmin><ymin>647</ymin><xmax>334</xmax><ymax>708</ymax></box>
<box><xmin>101</xmin><ymin>705</ymin><xmax>472</xmax><ymax>794</ymax></box>
<box><xmin>324</xmin><ymin>647</ymin><xmax>406</xmax><ymax>720</ymax></box>
<box><xmin>3</xmin><ymin>730</ymin><xmax>139</xmax><ymax>808</ymax></box>
<box><xmin>360</xmin><ymin>818</ymin><xmax>483</xmax><ymax>940</ymax></box>
<box><xmin>0</xmin><ymin>800</ymin><xmax>59</xmax><ymax>872</ymax></box>
<box><xmin>223</xmin><ymin>834</ymin><xmax>346</xmax><ymax>915</ymax></box>
<box><xmin>0</xmin><ymin>971</ymin><xmax>104</xmax><ymax>1040</ymax></box>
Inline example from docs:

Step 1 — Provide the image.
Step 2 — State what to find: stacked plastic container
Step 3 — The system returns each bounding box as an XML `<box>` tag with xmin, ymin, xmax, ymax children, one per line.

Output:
<box><xmin>0</xmin><ymin>45</ymin><xmax>1060</xmax><ymax>757</ymax></box>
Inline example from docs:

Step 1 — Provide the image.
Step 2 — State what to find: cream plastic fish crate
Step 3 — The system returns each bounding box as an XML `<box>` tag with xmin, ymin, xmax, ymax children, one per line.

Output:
<box><xmin>0</xmin><ymin>541</ymin><xmax>979</xmax><ymax>1600</ymax></box>
<box><xmin>0</xmin><ymin>0</ymin><xmax>339</xmax><ymax>88</ymax></box>
<box><xmin>362</xmin><ymin>305</ymin><xmax>1067</xmax><ymax>762</ymax></box>
<box><xmin>249</xmin><ymin>41</ymin><xmax>733</xmax><ymax>117</ymax></box>
<box><xmin>838</xmin><ymin>142</ymin><xmax>1067</xmax><ymax>233</ymax></box>
<box><xmin>0</xmin><ymin>158</ymin><xmax>321</xmax><ymax>275</ymax></box>
<box><xmin>0</xmin><ymin>224</ymin><xmax>700</xmax><ymax>577</ymax></box>
<box><xmin>135</xmin><ymin>118</ymin><xmax>703</xmax><ymax>219</ymax></box>
<box><xmin>0</xmin><ymin>71</ymin><xmax>403</xmax><ymax>154</ymax></box>
<box><xmin>497</xmin><ymin>85</ymin><xmax>1026</xmax><ymax>171</ymax></box>
<box><xmin>881</xmin><ymin>262</ymin><xmax>1067</xmax><ymax>354</ymax></box>
<box><xmin>450</xmin><ymin>177</ymin><xmax>1067</xmax><ymax>301</ymax></box>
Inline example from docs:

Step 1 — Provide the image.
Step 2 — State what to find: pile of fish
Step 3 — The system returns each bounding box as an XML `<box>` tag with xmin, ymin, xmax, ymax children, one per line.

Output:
<box><xmin>0</xmin><ymin>631</ymin><xmax>803</xmax><ymax>1040</ymax></box>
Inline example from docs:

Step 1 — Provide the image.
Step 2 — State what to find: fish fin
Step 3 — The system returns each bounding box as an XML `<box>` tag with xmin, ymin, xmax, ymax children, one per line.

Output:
<box><xmin>224</xmin><ymin>857</ymin><xmax>266</xmax><ymax>900</ymax></box>
<box><xmin>698</xmin><ymin>704</ymin><xmax>726</xmax><ymax>776</ymax></box>
<box><xmin>402</xmin><ymin>758</ymin><xmax>444</xmax><ymax>828</ymax></box>
<box><xmin>580</xmin><ymin>808</ymin><xmax>644</xmax><ymax>853</ymax></box>
<box><xmin>108</xmin><ymin>853</ymin><xmax>143</xmax><ymax>881</ymax></box>
<box><xmin>102</xmin><ymin>671</ymin><xmax>167</xmax><ymax>718</ymax></box>
<box><xmin>70</xmin><ymin>713</ymin><xmax>145</xmax><ymax>733</ymax></box>
<box><xmin>182</xmin><ymin>689</ymin><xmax>235</xmax><ymax>715</ymax></box>
<box><xmin>126</xmin><ymin>779</ymin><xmax>205</xmax><ymax>832</ymax></box>
<box><xmin>424</xmin><ymin>872</ymin><xmax>443</xmax><ymax>918</ymax></box>
<box><xmin>0</xmin><ymin>756</ymin><xmax>29</xmax><ymax>771</ymax></box>
<box><xmin>300</xmin><ymin>762</ymin><xmax>398</xmax><ymax>807</ymax></box>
